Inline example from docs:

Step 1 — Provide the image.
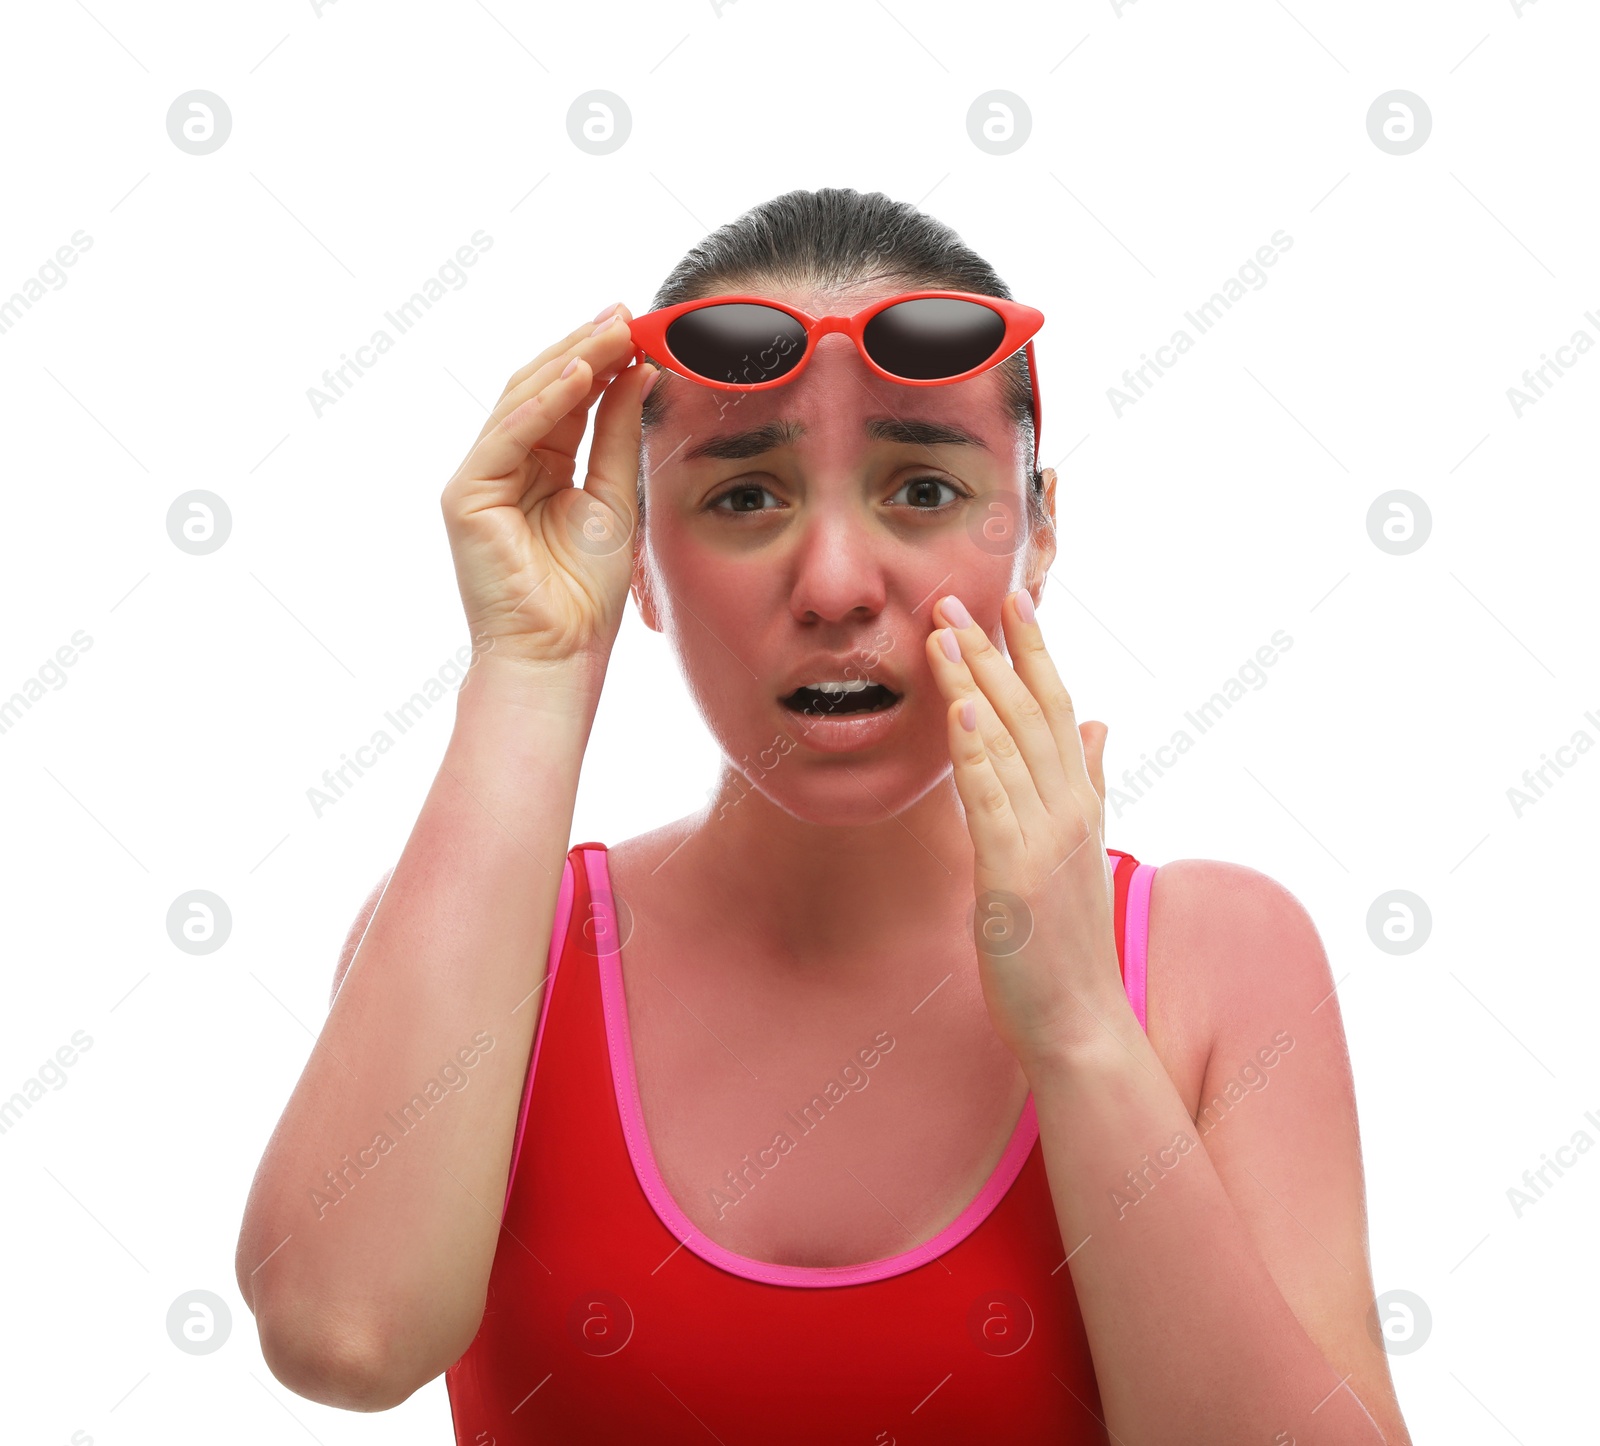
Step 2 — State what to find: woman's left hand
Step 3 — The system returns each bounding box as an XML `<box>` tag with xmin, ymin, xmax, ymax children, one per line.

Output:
<box><xmin>926</xmin><ymin>589</ymin><xmax>1132</xmax><ymax>1074</ymax></box>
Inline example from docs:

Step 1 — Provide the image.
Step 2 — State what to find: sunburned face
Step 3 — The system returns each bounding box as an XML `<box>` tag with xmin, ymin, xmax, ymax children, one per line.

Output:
<box><xmin>631</xmin><ymin>284</ymin><xmax>1057</xmax><ymax>826</ymax></box>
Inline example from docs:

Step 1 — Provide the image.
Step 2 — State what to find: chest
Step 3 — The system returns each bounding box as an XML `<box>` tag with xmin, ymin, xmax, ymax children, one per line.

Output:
<box><xmin>597</xmin><ymin>849</ymin><xmax>1208</xmax><ymax>1273</ymax></box>
<box><xmin>617</xmin><ymin>926</ymin><xmax>1038</xmax><ymax>1268</ymax></box>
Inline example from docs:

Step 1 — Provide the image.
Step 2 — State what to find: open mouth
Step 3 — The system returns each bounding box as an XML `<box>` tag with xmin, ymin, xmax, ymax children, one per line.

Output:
<box><xmin>779</xmin><ymin>682</ymin><xmax>903</xmax><ymax>717</ymax></box>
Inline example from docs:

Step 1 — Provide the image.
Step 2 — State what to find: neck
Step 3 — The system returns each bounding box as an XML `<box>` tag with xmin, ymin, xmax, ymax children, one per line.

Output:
<box><xmin>669</xmin><ymin>764</ymin><xmax>978</xmax><ymax>970</ymax></box>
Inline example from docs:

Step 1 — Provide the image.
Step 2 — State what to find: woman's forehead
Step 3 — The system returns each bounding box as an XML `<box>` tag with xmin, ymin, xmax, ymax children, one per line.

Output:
<box><xmin>658</xmin><ymin>368</ymin><xmax>1007</xmax><ymax>459</ymax></box>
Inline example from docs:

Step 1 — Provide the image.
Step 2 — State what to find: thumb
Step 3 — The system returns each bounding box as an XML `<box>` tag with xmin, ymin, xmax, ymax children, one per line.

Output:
<box><xmin>580</xmin><ymin>360</ymin><xmax>655</xmax><ymax>538</ymax></box>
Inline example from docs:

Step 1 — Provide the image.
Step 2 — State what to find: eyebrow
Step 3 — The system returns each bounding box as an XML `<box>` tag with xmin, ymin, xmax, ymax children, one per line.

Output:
<box><xmin>680</xmin><ymin>416</ymin><xmax>990</xmax><ymax>462</ymax></box>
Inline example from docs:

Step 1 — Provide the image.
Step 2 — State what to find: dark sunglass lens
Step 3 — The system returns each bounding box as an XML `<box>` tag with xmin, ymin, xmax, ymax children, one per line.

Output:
<box><xmin>664</xmin><ymin>304</ymin><xmax>808</xmax><ymax>386</ymax></box>
<box><xmin>863</xmin><ymin>298</ymin><xmax>1006</xmax><ymax>380</ymax></box>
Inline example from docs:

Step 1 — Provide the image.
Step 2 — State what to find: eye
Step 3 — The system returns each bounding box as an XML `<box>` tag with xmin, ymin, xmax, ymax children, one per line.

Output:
<box><xmin>706</xmin><ymin>482</ymin><xmax>783</xmax><ymax>514</ymax></box>
<box><xmin>889</xmin><ymin>476</ymin><xmax>967</xmax><ymax>511</ymax></box>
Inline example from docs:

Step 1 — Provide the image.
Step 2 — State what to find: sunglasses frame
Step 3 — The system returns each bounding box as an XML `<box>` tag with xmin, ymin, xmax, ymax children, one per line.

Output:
<box><xmin>626</xmin><ymin>290</ymin><xmax>1045</xmax><ymax>472</ymax></box>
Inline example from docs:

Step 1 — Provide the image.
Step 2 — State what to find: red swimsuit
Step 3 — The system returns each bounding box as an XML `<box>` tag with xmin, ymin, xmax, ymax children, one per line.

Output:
<box><xmin>446</xmin><ymin>841</ymin><xmax>1156</xmax><ymax>1444</ymax></box>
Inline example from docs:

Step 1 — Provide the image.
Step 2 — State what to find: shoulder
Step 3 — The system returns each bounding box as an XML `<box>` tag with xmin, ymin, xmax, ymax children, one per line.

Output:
<box><xmin>1142</xmin><ymin>859</ymin><xmax>1333</xmax><ymax>1091</ymax></box>
<box><xmin>604</xmin><ymin>816</ymin><xmax>704</xmax><ymax>897</ymax></box>
<box><xmin>1147</xmin><ymin>857</ymin><xmax>1321</xmax><ymax>952</ymax></box>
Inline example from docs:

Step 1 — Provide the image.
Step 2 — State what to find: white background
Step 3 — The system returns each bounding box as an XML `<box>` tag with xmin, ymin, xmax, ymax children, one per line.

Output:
<box><xmin>1</xmin><ymin>1</ymin><xmax>1594</xmax><ymax>1441</ymax></box>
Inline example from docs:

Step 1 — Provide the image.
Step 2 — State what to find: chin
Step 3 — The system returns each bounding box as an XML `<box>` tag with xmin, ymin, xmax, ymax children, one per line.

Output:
<box><xmin>709</xmin><ymin>717</ymin><xmax>954</xmax><ymax>828</ymax></box>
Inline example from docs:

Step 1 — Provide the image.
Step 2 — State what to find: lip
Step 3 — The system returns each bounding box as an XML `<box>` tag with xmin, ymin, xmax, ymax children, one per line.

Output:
<box><xmin>777</xmin><ymin>692</ymin><xmax>907</xmax><ymax>753</ymax></box>
<box><xmin>775</xmin><ymin>655</ymin><xmax>906</xmax><ymax>699</ymax></box>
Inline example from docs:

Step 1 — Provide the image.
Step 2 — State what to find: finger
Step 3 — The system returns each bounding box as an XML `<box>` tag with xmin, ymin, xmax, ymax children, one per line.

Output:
<box><xmin>579</xmin><ymin>360</ymin><xmax>655</xmax><ymax>540</ymax></box>
<box><xmin>578</xmin><ymin>312</ymin><xmax>643</xmax><ymax>406</ymax></box>
<box><xmin>445</xmin><ymin>357</ymin><xmax>596</xmax><ymax>515</ymax></box>
<box><xmin>500</xmin><ymin>303</ymin><xmax>633</xmax><ymax>397</ymax></box>
<box><xmin>475</xmin><ymin>308</ymin><xmax>637</xmax><ymax>452</ymax></box>
<box><xmin>932</xmin><ymin>593</ymin><xmax>1072</xmax><ymax>804</ymax></box>
<box><xmin>1081</xmin><ymin>721</ymin><xmax>1108</xmax><ymax>809</ymax></box>
<box><xmin>926</xmin><ymin>621</ymin><xmax>1053</xmax><ymax>851</ymax></box>
<box><xmin>452</xmin><ymin>312</ymin><xmax>639</xmax><ymax>503</ymax></box>
<box><xmin>944</xmin><ymin>693</ymin><xmax>1027</xmax><ymax>875</ymax></box>
<box><xmin>1079</xmin><ymin>720</ymin><xmax>1114</xmax><ymax>901</ymax></box>
<box><xmin>995</xmin><ymin>589</ymin><xmax>1101</xmax><ymax>816</ymax></box>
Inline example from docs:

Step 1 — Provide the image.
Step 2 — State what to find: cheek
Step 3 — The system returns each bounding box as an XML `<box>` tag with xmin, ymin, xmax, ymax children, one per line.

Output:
<box><xmin>670</xmin><ymin>571</ymin><xmax>775</xmax><ymax>708</ymax></box>
<box><xmin>924</xmin><ymin>542</ymin><xmax>1018</xmax><ymax>635</ymax></box>
<box><xmin>679</xmin><ymin>565</ymin><xmax>760</xmax><ymax>619</ymax></box>
<box><xmin>648</xmin><ymin>517</ymin><xmax>758</xmax><ymax>623</ymax></box>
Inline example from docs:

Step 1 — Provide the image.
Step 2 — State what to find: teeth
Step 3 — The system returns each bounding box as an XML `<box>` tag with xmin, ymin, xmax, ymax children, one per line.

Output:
<box><xmin>803</xmin><ymin>680</ymin><xmax>873</xmax><ymax>694</ymax></box>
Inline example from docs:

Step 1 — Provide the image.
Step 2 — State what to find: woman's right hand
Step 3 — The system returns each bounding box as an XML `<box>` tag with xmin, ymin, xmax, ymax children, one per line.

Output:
<box><xmin>440</xmin><ymin>304</ymin><xmax>656</xmax><ymax>675</ymax></box>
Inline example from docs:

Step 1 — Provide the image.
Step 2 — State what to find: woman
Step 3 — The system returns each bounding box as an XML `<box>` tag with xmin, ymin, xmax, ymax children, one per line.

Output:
<box><xmin>236</xmin><ymin>188</ymin><xmax>1412</xmax><ymax>1444</ymax></box>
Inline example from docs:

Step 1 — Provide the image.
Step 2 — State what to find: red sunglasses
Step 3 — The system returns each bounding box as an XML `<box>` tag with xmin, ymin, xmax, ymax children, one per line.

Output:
<box><xmin>627</xmin><ymin>290</ymin><xmax>1045</xmax><ymax>472</ymax></box>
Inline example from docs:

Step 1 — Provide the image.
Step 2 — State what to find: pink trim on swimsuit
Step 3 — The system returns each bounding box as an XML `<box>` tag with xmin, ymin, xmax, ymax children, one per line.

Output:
<box><xmin>585</xmin><ymin>846</ymin><xmax>1156</xmax><ymax>1289</ymax></box>
<box><xmin>500</xmin><ymin>853</ymin><xmax>575</xmax><ymax>1215</ymax></box>
<box><xmin>1126</xmin><ymin>862</ymin><xmax>1155</xmax><ymax>1032</ymax></box>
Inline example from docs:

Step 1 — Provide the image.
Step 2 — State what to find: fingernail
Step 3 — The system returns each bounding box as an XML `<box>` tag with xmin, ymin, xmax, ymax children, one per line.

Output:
<box><xmin>593</xmin><ymin>301</ymin><xmax>621</xmax><ymax>323</ymax></box>
<box><xmin>960</xmin><ymin>699</ymin><xmax>977</xmax><ymax>732</ymax></box>
<box><xmin>561</xmin><ymin>358</ymin><xmax>580</xmax><ymax>378</ymax></box>
<box><xmin>940</xmin><ymin>595</ymin><xmax>973</xmax><ymax>629</ymax></box>
<box><xmin>1014</xmin><ymin>589</ymin><xmax>1036</xmax><ymax>624</ymax></box>
<box><xmin>640</xmin><ymin>365</ymin><xmax>660</xmax><ymax>400</ymax></box>
<box><xmin>939</xmin><ymin>627</ymin><xmax>961</xmax><ymax>662</ymax></box>
<box><xmin>590</xmin><ymin>313</ymin><xmax>621</xmax><ymax>336</ymax></box>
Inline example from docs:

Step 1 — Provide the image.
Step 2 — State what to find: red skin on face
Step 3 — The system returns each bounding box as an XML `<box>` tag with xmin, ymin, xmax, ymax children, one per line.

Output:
<box><xmin>635</xmin><ymin>287</ymin><xmax>1047</xmax><ymax>831</ymax></box>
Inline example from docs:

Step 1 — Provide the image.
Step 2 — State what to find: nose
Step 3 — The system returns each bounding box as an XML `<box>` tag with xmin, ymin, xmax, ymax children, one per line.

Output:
<box><xmin>786</xmin><ymin>507</ymin><xmax>890</xmax><ymax>624</ymax></box>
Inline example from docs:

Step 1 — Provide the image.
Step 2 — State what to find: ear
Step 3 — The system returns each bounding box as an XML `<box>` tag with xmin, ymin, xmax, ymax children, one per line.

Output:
<box><xmin>1024</xmin><ymin>466</ymin><xmax>1058</xmax><ymax>602</ymax></box>
<box><xmin>630</xmin><ymin>540</ymin><xmax>662</xmax><ymax>633</ymax></box>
